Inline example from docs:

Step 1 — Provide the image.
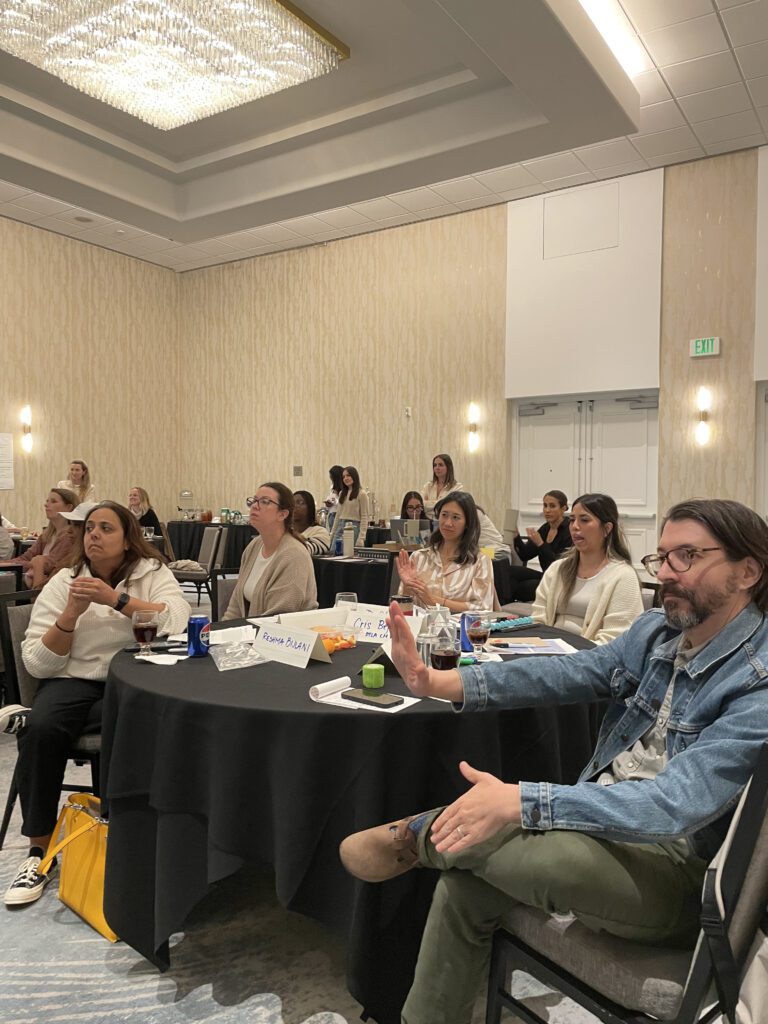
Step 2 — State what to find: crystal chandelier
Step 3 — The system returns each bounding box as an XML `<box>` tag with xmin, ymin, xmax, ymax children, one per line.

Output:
<box><xmin>0</xmin><ymin>0</ymin><xmax>349</xmax><ymax>130</ymax></box>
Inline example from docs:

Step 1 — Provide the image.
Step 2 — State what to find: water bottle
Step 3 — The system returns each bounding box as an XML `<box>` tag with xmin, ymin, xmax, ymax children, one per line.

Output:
<box><xmin>343</xmin><ymin>522</ymin><xmax>355</xmax><ymax>557</ymax></box>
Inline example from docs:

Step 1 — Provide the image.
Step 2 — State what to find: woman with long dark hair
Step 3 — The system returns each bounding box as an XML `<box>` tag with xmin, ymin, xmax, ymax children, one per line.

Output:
<box><xmin>422</xmin><ymin>454</ymin><xmax>463</xmax><ymax>518</ymax></box>
<box><xmin>532</xmin><ymin>492</ymin><xmax>642</xmax><ymax>644</ymax></box>
<box><xmin>224</xmin><ymin>482</ymin><xmax>317</xmax><ymax>620</ymax></box>
<box><xmin>397</xmin><ymin>491</ymin><xmax>494</xmax><ymax>612</ymax></box>
<box><xmin>3</xmin><ymin>501</ymin><xmax>189</xmax><ymax>907</ymax></box>
<box><xmin>329</xmin><ymin>466</ymin><xmax>370</xmax><ymax>547</ymax></box>
<box><xmin>507</xmin><ymin>490</ymin><xmax>573</xmax><ymax>601</ymax></box>
<box><xmin>324</xmin><ymin>465</ymin><xmax>345</xmax><ymax>533</ymax></box>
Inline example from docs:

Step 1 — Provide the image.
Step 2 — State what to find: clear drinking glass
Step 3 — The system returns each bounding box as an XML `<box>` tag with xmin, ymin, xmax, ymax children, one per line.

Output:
<box><xmin>132</xmin><ymin>609</ymin><xmax>159</xmax><ymax>658</ymax></box>
<box><xmin>334</xmin><ymin>592</ymin><xmax>358</xmax><ymax>609</ymax></box>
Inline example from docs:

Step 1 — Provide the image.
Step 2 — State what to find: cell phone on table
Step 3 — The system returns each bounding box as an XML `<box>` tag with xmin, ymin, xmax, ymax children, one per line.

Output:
<box><xmin>123</xmin><ymin>641</ymin><xmax>175</xmax><ymax>652</ymax></box>
<box><xmin>342</xmin><ymin>688</ymin><xmax>405</xmax><ymax>708</ymax></box>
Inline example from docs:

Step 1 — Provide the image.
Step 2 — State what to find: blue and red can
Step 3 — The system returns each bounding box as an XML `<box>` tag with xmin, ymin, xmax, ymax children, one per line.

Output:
<box><xmin>188</xmin><ymin>615</ymin><xmax>210</xmax><ymax>657</ymax></box>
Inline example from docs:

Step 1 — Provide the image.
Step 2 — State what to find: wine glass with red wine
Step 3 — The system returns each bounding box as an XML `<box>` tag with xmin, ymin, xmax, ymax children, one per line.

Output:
<box><xmin>467</xmin><ymin>617</ymin><xmax>490</xmax><ymax>659</ymax></box>
<box><xmin>132</xmin><ymin>609</ymin><xmax>159</xmax><ymax>658</ymax></box>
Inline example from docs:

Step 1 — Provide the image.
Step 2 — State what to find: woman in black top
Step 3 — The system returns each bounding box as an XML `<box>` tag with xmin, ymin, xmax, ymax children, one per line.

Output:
<box><xmin>128</xmin><ymin>487</ymin><xmax>162</xmax><ymax>534</ymax></box>
<box><xmin>507</xmin><ymin>490</ymin><xmax>572</xmax><ymax>602</ymax></box>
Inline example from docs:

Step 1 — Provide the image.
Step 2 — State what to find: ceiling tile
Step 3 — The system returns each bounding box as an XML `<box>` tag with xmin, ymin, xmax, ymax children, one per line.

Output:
<box><xmin>250</xmin><ymin>223</ymin><xmax>303</xmax><ymax>241</ymax></box>
<box><xmin>347</xmin><ymin>196</ymin><xmax>407</xmax><ymax>220</ymax></box>
<box><xmin>757</xmin><ymin>104</ymin><xmax>768</xmax><ymax>130</ymax></box>
<box><xmin>593</xmin><ymin>158</ymin><xmax>650</xmax><ymax>179</ymax></box>
<box><xmin>389</xmin><ymin>187</ymin><xmax>446</xmax><ymax>212</ymax></box>
<box><xmin>678</xmin><ymin>82</ymin><xmax>753</xmax><ymax>121</ymax></box>
<box><xmin>645</xmin><ymin>146</ymin><xmax>706</xmax><ymax>167</ymax></box>
<box><xmin>216</xmin><ymin>231</ymin><xmax>266</xmax><ymax>250</ymax></box>
<box><xmin>621</xmin><ymin>0</ymin><xmax>714</xmax><ymax>34</ymax></box>
<box><xmin>631</xmin><ymin>69</ymin><xmax>672</xmax><ymax>105</ymax></box>
<box><xmin>370</xmin><ymin>213</ymin><xmax>417</xmax><ymax>229</ymax></box>
<box><xmin>628</xmin><ymin>125</ymin><xmax>701</xmax><ymax>157</ymax></box>
<box><xmin>522</xmin><ymin>152</ymin><xmax>588</xmax><ymax>181</ymax></box>
<box><xmin>24</xmin><ymin>215</ymin><xmax>86</xmax><ymax>234</ymax></box>
<box><xmin>662</xmin><ymin>50</ymin><xmax>743</xmax><ymax>96</ymax></box>
<box><xmin>278</xmin><ymin>214</ymin><xmax>332</xmax><ymax>236</ymax></box>
<box><xmin>722</xmin><ymin>1</ymin><xmax>768</xmax><ymax>47</ymax></box>
<box><xmin>636</xmin><ymin>99</ymin><xmax>687</xmax><ymax>134</ymax></box>
<box><xmin>474</xmin><ymin>164</ymin><xmax>539</xmax><ymax>191</ymax></box>
<box><xmin>51</xmin><ymin>208</ymin><xmax>116</xmax><ymax>229</ymax></box>
<box><xmin>125</xmin><ymin>234</ymin><xmax>177</xmax><ymax>252</ymax></box>
<box><xmin>541</xmin><ymin>171</ymin><xmax>598</xmax><ymax>190</ymax></box>
<box><xmin>314</xmin><ymin>206</ymin><xmax>371</xmax><ymax>227</ymax></box>
<box><xmin>78</xmin><ymin>222</ymin><xmax>146</xmax><ymax>242</ymax></box>
<box><xmin>693</xmin><ymin>107</ymin><xmax>761</xmax><ymax>142</ymax></box>
<box><xmin>12</xmin><ymin>193</ymin><xmax>72</xmax><ymax>216</ymax></box>
<box><xmin>415</xmin><ymin>204</ymin><xmax>459</xmax><ymax>220</ymax></box>
<box><xmin>704</xmin><ymin>132</ymin><xmax>767</xmax><ymax>154</ymax></box>
<box><xmin>642</xmin><ymin>15</ymin><xmax>729</xmax><ymax>66</ymax></box>
<box><xmin>736</xmin><ymin>39</ymin><xmax>768</xmax><ymax>78</ymax></box>
<box><xmin>715</xmin><ymin>0</ymin><xmax>756</xmax><ymax>8</ymax></box>
<box><xmin>188</xmin><ymin>238</ymin><xmax>239</xmax><ymax>256</ymax></box>
<box><xmin>748</xmin><ymin>75</ymin><xmax>768</xmax><ymax>106</ymax></box>
<box><xmin>431</xmin><ymin>176</ymin><xmax>493</xmax><ymax>203</ymax></box>
<box><xmin>497</xmin><ymin>185</ymin><xmax>547</xmax><ymax>202</ymax></box>
<box><xmin>0</xmin><ymin>203</ymin><xmax>48</xmax><ymax>223</ymax></box>
<box><xmin>0</xmin><ymin>181</ymin><xmax>30</xmax><ymax>202</ymax></box>
<box><xmin>576</xmin><ymin>138</ymin><xmax>643</xmax><ymax>169</ymax></box>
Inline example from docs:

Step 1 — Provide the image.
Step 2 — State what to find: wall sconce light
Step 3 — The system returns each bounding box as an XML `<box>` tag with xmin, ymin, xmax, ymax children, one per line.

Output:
<box><xmin>694</xmin><ymin>387</ymin><xmax>712</xmax><ymax>447</ymax></box>
<box><xmin>468</xmin><ymin>402</ymin><xmax>480</xmax><ymax>453</ymax></box>
<box><xmin>20</xmin><ymin>405</ymin><xmax>33</xmax><ymax>453</ymax></box>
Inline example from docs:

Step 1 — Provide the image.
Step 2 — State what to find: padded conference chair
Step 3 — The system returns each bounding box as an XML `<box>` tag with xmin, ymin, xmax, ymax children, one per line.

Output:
<box><xmin>211</xmin><ymin>572</ymin><xmax>237</xmax><ymax>622</ymax></box>
<box><xmin>171</xmin><ymin>526</ymin><xmax>223</xmax><ymax>605</ymax></box>
<box><xmin>0</xmin><ymin>591</ymin><xmax>101</xmax><ymax>850</ymax></box>
<box><xmin>485</xmin><ymin>740</ymin><xmax>768</xmax><ymax>1024</ymax></box>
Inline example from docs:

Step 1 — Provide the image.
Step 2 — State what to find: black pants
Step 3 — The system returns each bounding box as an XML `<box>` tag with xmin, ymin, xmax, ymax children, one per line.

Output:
<box><xmin>506</xmin><ymin>565</ymin><xmax>543</xmax><ymax>603</ymax></box>
<box><xmin>16</xmin><ymin>677</ymin><xmax>103</xmax><ymax>838</ymax></box>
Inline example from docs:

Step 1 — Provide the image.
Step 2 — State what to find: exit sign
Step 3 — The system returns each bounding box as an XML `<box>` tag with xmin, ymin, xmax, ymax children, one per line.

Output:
<box><xmin>690</xmin><ymin>336</ymin><xmax>720</xmax><ymax>357</ymax></box>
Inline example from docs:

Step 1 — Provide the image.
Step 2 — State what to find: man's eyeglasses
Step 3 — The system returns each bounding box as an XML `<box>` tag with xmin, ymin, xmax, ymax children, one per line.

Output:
<box><xmin>245</xmin><ymin>496</ymin><xmax>280</xmax><ymax>509</ymax></box>
<box><xmin>641</xmin><ymin>546</ymin><xmax>722</xmax><ymax>577</ymax></box>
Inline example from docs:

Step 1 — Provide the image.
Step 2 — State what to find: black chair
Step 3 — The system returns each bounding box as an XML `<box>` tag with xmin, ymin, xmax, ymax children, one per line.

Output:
<box><xmin>0</xmin><ymin>589</ymin><xmax>100</xmax><ymax>851</ymax></box>
<box><xmin>485</xmin><ymin>740</ymin><xmax>768</xmax><ymax>1024</ymax></box>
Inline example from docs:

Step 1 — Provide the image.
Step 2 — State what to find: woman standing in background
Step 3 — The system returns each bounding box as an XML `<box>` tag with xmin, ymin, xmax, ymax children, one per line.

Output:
<box><xmin>422</xmin><ymin>454</ymin><xmax>463</xmax><ymax>518</ymax></box>
<box><xmin>57</xmin><ymin>460</ymin><xmax>96</xmax><ymax>503</ymax></box>
<box><xmin>330</xmin><ymin>467</ymin><xmax>370</xmax><ymax>547</ymax></box>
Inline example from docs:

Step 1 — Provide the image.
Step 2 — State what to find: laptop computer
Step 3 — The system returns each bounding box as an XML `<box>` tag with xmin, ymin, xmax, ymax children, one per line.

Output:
<box><xmin>390</xmin><ymin>518</ymin><xmax>433</xmax><ymax>544</ymax></box>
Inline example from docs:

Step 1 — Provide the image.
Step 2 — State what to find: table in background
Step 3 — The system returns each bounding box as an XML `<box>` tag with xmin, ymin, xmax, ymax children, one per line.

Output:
<box><xmin>313</xmin><ymin>555</ymin><xmax>392</xmax><ymax>607</ymax></box>
<box><xmin>167</xmin><ymin>521</ymin><xmax>255</xmax><ymax>568</ymax></box>
<box><xmin>10</xmin><ymin>536</ymin><xmax>34</xmax><ymax>558</ymax></box>
<box><xmin>365</xmin><ymin>526</ymin><xmax>391</xmax><ymax>546</ymax></box>
<box><xmin>101</xmin><ymin>626</ymin><xmax>599</xmax><ymax>1024</ymax></box>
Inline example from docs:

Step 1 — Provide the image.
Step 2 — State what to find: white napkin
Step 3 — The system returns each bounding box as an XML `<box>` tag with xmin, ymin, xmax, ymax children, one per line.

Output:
<box><xmin>209</xmin><ymin>625</ymin><xmax>256</xmax><ymax>645</ymax></box>
<box><xmin>135</xmin><ymin>653</ymin><xmax>188</xmax><ymax>665</ymax></box>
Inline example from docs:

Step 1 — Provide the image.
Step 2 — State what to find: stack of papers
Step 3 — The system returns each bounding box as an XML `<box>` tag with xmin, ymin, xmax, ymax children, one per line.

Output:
<box><xmin>488</xmin><ymin>637</ymin><xmax>578</xmax><ymax>656</ymax></box>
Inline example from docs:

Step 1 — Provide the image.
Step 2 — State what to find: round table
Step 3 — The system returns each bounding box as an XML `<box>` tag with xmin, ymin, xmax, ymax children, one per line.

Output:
<box><xmin>101</xmin><ymin>626</ymin><xmax>600</xmax><ymax>1023</ymax></box>
<box><xmin>312</xmin><ymin>555</ymin><xmax>392</xmax><ymax>607</ymax></box>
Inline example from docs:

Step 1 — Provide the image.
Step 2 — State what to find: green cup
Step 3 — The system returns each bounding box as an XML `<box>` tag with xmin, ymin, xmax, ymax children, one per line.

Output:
<box><xmin>362</xmin><ymin>663</ymin><xmax>385</xmax><ymax>693</ymax></box>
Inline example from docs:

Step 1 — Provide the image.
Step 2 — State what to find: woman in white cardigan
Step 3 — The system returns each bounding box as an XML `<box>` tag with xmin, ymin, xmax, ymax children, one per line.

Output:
<box><xmin>532</xmin><ymin>493</ymin><xmax>643</xmax><ymax>645</ymax></box>
<box><xmin>4</xmin><ymin>501</ymin><xmax>189</xmax><ymax>907</ymax></box>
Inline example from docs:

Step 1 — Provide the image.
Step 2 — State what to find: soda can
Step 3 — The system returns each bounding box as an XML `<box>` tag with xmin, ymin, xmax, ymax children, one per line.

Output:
<box><xmin>188</xmin><ymin>615</ymin><xmax>210</xmax><ymax>657</ymax></box>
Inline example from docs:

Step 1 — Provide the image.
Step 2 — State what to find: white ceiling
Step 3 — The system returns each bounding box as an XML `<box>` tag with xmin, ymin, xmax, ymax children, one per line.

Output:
<box><xmin>0</xmin><ymin>0</ymin><xmax>766</xmax><ymax>272</ymax></box>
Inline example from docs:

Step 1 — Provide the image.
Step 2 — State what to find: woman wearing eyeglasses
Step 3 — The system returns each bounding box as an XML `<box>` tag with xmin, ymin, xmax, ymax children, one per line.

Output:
<box><xmin>532</xmin><ymin>493</ymin><xmax>643</xmax><ymax>644</ymax></box>
<box><xmin>223</xmin><ymin>483</ymin><xmax>317</xmax><ymax>620</ymax></box>
<box><xmin>400</xmin><ymin>492</ymin><xmax>426</xmax><ymax>520</ymax></box>
<box><xmin>397</xmin><ymin>491</ymin><xmax>494</xmax><ymax>613</ymax></box>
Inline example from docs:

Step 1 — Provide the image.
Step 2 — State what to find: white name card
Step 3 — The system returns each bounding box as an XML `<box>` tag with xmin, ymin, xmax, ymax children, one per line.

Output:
<box><xmin>252</xmin><ymin>623</ymin><xmax>331</xmax><ymax>668</ymax></box>
<box><xmin>346</xmin><ymin>610</ymin><xmax>390</xmax><ymax>644</ymax></box>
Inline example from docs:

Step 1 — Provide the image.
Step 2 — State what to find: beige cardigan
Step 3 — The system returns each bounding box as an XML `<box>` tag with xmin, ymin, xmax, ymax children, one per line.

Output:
<box><xmin>223</xmin><ymin>533</ymin><xmax>318</xmax><ymax>620</ymax></box>
<box><xmin>532</xmin><ymin>557</ymin><xmax>643</xmax><ymax>645</ymax></box>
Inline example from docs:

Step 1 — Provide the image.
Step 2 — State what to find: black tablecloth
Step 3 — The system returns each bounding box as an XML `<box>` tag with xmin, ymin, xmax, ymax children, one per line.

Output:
<box><xmin>313</xmin><ymin>556</ymin><xmax>392</xmax><ymax>607</ymax></box>
<box><xmin>101</xmin><ymin>626</ymin><xmax>600</xmax><ymax>1023</ymax></box>
<box><xmin>365</xmin><ymin>527</ymin><xmax>392</xmax><ymax>546</ymax></box>
<box><xmin>167</xmin><ymin>521</ymin><xmax>256</xmax><ymax>568</ymax></box>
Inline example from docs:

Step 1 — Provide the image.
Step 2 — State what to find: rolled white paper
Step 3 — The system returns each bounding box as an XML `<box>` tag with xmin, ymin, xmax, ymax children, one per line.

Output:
<box><xmin>309</xmin><ymin>675</ymin><xmax>352</xmax><ymax>702</ymax></box>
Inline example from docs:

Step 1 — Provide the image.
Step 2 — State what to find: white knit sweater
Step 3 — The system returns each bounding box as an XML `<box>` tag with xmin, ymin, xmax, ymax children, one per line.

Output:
<box><xmin>22</xmin><ymin>559</ymin><xmax>190</xmax><ymax>681</ymax></box>
<box><xmin>532</xmin><ymin>557</ymin><xmax>644</xmax><ymax>645</ymax></box>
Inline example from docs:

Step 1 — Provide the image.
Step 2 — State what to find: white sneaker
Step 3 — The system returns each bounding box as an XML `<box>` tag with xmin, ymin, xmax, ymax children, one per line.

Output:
<box><xmin>3</xmin><ymin>854</ymin><xmax>51</xmax><ymax>906</ymax></box>
<box><xmin>0</xmin><ymin>704</ymin><xmax>31</xmax><ymax>736</ymax></box>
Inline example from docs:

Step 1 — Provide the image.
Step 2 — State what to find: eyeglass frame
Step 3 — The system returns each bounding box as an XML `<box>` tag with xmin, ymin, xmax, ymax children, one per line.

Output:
<box><xmin>245</xmin><ymin>495</ymin><xmax>282</xmax><ymax>510</ymax></box>
<box><xmin>640</xmin><ymin>546</ymin><xmax>723</xmax><ymax>577</ymax></box>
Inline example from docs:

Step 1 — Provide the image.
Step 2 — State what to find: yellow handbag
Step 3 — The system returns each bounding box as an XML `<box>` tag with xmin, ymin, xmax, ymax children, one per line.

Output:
<box><xmin>38</xmin><ymin>793</ymin><xmax>119</xmax><ymax>943</ymax></box>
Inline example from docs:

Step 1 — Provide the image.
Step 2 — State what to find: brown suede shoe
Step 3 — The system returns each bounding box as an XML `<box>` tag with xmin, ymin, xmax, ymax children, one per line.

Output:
<box><xmin>339</xmin><ymin>816</ymin><xmax>422</xmax><ymax>882</ymax></box>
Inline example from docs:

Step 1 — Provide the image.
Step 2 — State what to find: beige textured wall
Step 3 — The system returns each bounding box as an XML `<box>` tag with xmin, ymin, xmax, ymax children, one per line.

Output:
<box><xmin>177</xmin><ymin>208</ymin><xmax>510</xmax><ymax>523</ymax></box>
<box><xmin>1</xmin><ymin>218</ymin><xmax>181</xmax><ymax>529</ymax></box>
<box><xmin>658</xmin><ymin>150</ymin><xmax>758</xmax><ymax>515</ymax></box>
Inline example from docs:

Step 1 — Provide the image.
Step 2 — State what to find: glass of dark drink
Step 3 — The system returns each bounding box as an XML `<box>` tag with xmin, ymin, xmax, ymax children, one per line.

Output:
<box><xmin>132</xmin><ymin>609</ymin><xmax>159</xmax><ymax>658</ymax></box>
<box><xmin>431</xmin><ymin>642</ymin><xmax>460</xmax><ymax>670</ymax></box>
<box><xmin>467</xmin><ymin>618</ymin><xmax>490</xmax><ymax>658</ymax></box>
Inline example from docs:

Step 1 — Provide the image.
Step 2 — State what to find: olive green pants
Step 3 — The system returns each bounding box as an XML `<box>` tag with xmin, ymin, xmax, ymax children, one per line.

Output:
<box><xmin>401</xmin><ymin>811</ymin><xmax>706</xmax><ymax>1024</ymax></box>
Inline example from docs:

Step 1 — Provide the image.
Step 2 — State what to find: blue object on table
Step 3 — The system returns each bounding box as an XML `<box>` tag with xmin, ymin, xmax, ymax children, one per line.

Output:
<box><xmin>489</xmin><ymin>617</ymin><xmax>535</xmax><ymax>631</ymax></box>
<box><xmin>334</xmin><ymin>536</ymin><xmax>343</xmax><ymax>555</ymax></box>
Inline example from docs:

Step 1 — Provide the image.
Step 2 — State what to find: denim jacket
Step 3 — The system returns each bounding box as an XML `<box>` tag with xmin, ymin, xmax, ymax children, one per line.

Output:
<box><xmin>458</xmin><ymin>604</ymin><xmax>768</xmax><ymax>861</ymax></box>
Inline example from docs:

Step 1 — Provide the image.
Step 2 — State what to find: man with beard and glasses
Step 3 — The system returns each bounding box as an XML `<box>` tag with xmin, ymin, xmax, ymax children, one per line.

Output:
<box><xmin>340</xmin><ymin>498</ymin><xmax>768</xmax><ymax>1024</ymax></box>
